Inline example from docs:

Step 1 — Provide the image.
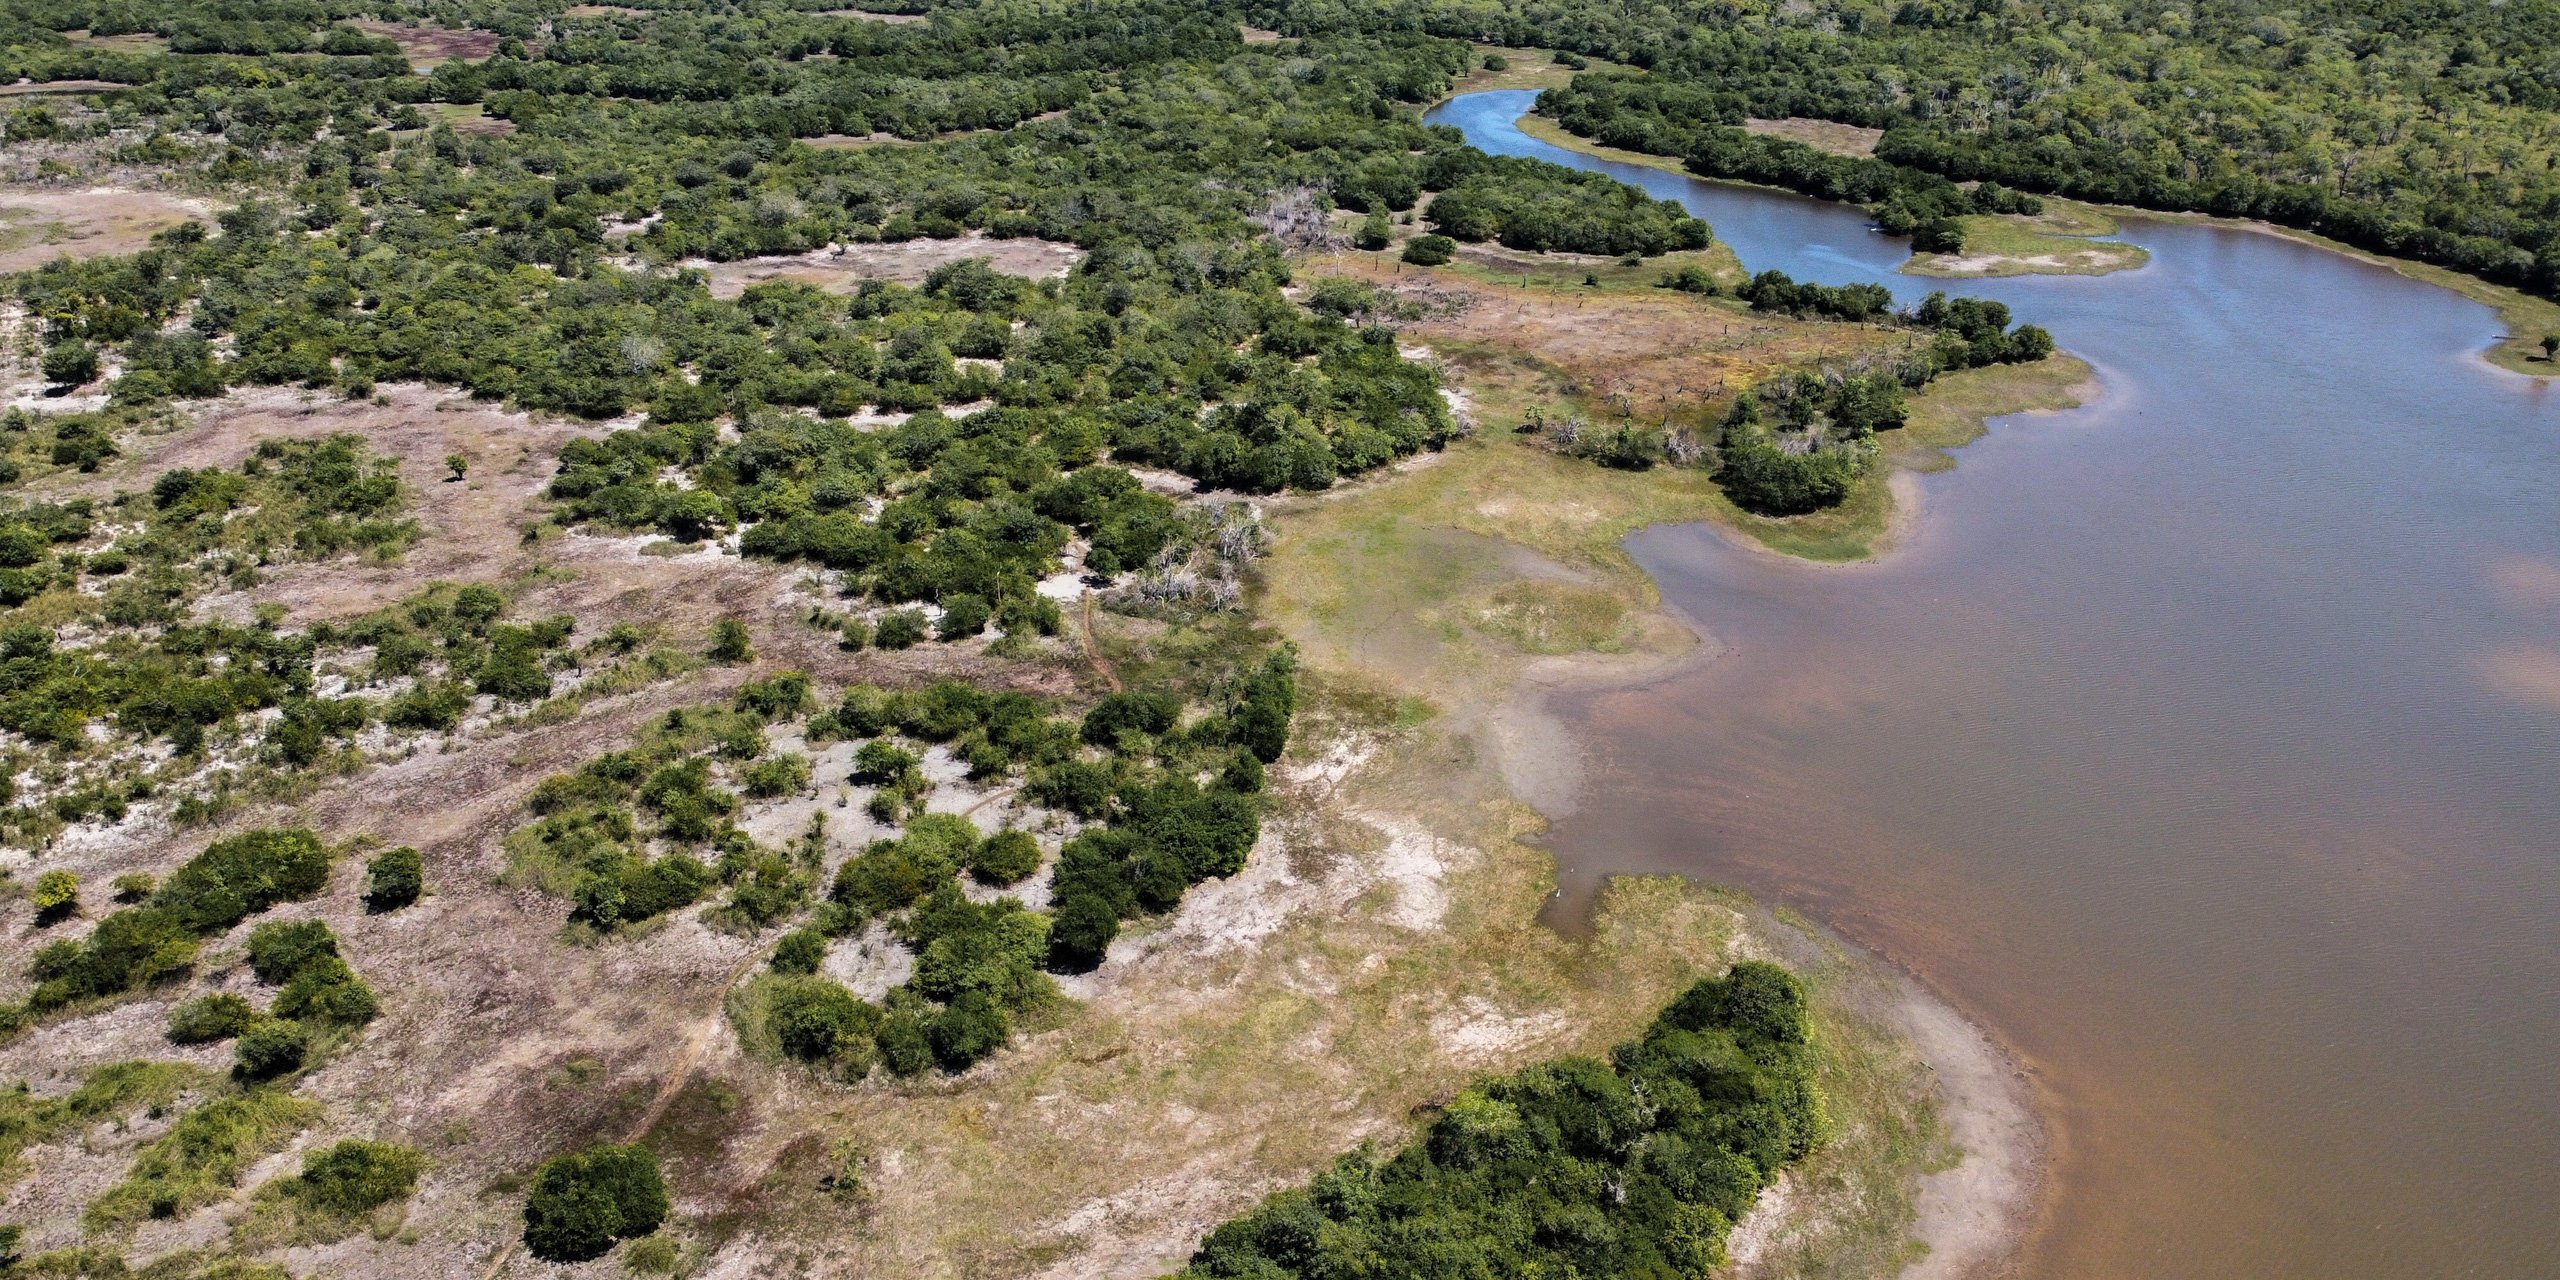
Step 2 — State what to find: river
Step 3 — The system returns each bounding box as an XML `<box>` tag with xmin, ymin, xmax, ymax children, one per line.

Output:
<box><xmin>1426</xmin><ymin>90</ymin><xmax>2560</xmax><ymax>1280</ymax></box>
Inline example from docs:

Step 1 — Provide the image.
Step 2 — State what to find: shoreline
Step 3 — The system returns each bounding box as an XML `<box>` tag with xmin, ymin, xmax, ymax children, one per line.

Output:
<box><xmin>1361</xmin><ymin>516</ymin><xmax>2054</xmax><ymax>1277</ymax></box>
<box><xmin>1489</xmin><ymin>96</ymin><xmax>2560</xmax><ymax>381</ymax></box>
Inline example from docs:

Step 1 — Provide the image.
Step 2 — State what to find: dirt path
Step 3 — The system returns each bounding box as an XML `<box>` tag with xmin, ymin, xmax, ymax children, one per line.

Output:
<box><xmin>1077</xmin><ymin>591</ymin><xmax>1122</xmax><ymax>692</ymax></box>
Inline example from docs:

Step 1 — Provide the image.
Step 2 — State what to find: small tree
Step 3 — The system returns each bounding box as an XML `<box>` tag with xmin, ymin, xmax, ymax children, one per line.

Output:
<box><xmin>708</xmin><ymin>617</ymin><xmax>754</xmax><ymax>664</ymax></box>
<box><xmin>39</xmin><ymin>339</ymin><xmax>97</xmax><ymax>388</ymax></box>
<box><xmin>445</xmin><ymin>453</ymin><xmax>469</xmax><ymax>481</ymax></box>
<box><xmin>2543</xmin><ymin>334</ymin><xmax>2559</xmax><ymax>361</ymax></box>
<box><xmin>1355</xmin><ymin>209</ymin><xmax>1393</xmax><ymax>251</ymax></box>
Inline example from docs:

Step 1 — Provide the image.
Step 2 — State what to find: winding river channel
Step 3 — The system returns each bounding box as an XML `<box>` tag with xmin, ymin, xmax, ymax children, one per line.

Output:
<box><xmin>1428</xmin><ymin>90</ymin><xmax>2560</xmax><ymax>1279</ymax></box>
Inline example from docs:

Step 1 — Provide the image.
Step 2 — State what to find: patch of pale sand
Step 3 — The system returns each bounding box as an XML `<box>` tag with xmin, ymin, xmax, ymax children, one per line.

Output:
<box><xmin>1888</xmin><ymin>972</ymin><xmax>2042</xmax><ymax>1280</ymax></box>
<box><xmin>823</xmin><ymin>921</ymin><xmax>915</xmax><ymax>1001</ymax></box>
<box><xmin>1427</xmin><ymin>995</ymin><xmax>1572</xmax><ymax>1066</ymax></box>
<box><xmin>0</xmin><ymin>186</ymin><xmax>215</xmax><ymax>275</ymax></box>
<box><xmin>1723</xmin><ymin>1171</ymin><xmax>1800</xmax><ymax>1268</ymax></box>
<box><xmin>1031</xmin><ymin>1153</ymin><xmax>1274</xmax><ymax>1280</ymax></box>
<box><xmin>2478</xmin><ymin>643</ymin><xmax>2560</xmax><ymax>711</ymax></box>
<box><xmin>685</xmin><ymin>233</ymin><xmax>1084</xmax><ymax>299</ymax></box>
<box><xmin>1362</xmin><ymin>811</ymin><xmax>1463</xmax><ymax>930</ymax></box>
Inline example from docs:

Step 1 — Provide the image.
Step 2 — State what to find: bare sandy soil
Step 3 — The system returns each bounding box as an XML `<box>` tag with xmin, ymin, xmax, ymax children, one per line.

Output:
<box><xmin>0</xmin><ymin>187</ymin><xmax>214</xmax><ymax>275</ymax></box>
<box><xmin>685</xmin><ymin>234</ymin><xmax>1085</xmax><ymax>299</ymax></box>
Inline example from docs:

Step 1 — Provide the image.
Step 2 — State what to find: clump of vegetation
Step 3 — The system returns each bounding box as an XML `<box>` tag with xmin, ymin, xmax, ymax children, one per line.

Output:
<box><xmin>233</xmin><ymin>1139</ymin><xmax>426</xmax><ymax>1248</ymax></box>
<box><xmin>85</xmin><ymin>1088</ymin><xmax>323</xmax><ymax>1234</ymax></box>
<box><xmin>521</xmin><ymin>1143</ymin><xmax>669</xmax><ymax>1264</ymax></box>
<box><xmin>167</xmin><ymin>994</ymin><xmax>257</xmax><ymax>1045</ymax></box>
<box><xmin>506</xmin><ymin>677</ymin><xmax>819</xmax><ymax>932</ymax></box>
<box><xmin>0</xmin><ymin>1060</ymin><xmax>208</xmax><ymax>1179</ymax></box>
<box><xmin>1178</xmin><ymin>962</ymin><xmax>1822</xmax><ymax>1277</ymax></box>
<box><xmin>363</xmin><ymin>846</ymin><xmax>423</xmax><ymax>912</ymax></box>
<box><xmin>16</xmin><ymin>827</ymin><xmax>331</xmax><ymax>1018</ymax></box>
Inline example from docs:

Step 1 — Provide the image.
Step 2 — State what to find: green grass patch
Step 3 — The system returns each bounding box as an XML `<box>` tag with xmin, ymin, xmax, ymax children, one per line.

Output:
<box><xmin>85</xmin><ymin>1087</ymin><xmax>322</xmax><ymax>1234</ymax></box>
<box><xmin>1903</xmin><ymin>199</ymin><xmax>2149</xmax><ymax>279</ymax></box>
<box><xmin>0</xmin><ymin>1060</ymin><xmax>212</xmax><ymax>1183</ymax></box>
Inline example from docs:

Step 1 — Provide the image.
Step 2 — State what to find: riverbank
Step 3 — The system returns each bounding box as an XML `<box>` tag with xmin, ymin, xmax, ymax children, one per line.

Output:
<box><xmin>1509</xmin><ymin>99</ymin><xmax>2560</xmax><ymax>379</ymax></box>
<box><xmin>1256</xmin><ymin>420</ymin><xmax>2050</xmax><ymax>1276</ymax></box>
<box><xmin>2103</xmin><ymin>205</ymin><xmax>2560</xmax><ymax>376</ymax></box>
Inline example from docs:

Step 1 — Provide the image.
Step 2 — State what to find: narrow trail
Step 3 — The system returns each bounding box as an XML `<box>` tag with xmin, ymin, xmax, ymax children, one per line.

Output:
<box><xmin>477</xmin><ymin>937</ymin><xmax>773</xmax><ymax>1280</ymax></box>
<box><xmin>1077</xmin><ymin>590</ymin><xmax>1122</xmax><ymax>692</ymax></box>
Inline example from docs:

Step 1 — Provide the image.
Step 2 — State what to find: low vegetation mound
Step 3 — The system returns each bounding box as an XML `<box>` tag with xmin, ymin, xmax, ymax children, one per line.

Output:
<box><xmin>1180</xmin><ymin>961</ymin><xmax>1822</xmax><ymax>1277</ymax></box>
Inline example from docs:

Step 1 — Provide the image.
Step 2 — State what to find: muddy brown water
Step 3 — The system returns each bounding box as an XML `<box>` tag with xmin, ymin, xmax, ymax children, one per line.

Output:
<box><xmin>1432</xmin><ymin>91</ymin><xmax>2560</xmax><ymax>1279</ymax></box>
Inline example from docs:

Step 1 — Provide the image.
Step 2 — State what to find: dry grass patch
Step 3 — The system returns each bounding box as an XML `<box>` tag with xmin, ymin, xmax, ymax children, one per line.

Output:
<box><xmin>349</xmin><ymin>19</ymin><xmax>500</xmax><ymax>67</ymax></box>
<box><xmin>1743</xmin><ymin>117</ymin><xmax>1885</xmax><ymax>158</ymax></box>
<box><xmin>0</xmin><ymin>187</ymin><xmax>211</xmax><ymax>274</ymax></box>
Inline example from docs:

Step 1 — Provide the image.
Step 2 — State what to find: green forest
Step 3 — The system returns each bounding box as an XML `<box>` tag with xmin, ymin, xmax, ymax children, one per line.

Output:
<box><xmin>1253</xmin><ymin>0</ymin><xmax>2560</xmax><ymax>298</ymax></box>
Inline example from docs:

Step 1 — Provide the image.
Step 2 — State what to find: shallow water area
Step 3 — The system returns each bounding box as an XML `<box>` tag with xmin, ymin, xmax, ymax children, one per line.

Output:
<box><xmin>1428</xmin><ymin>91</ymin><xmax>2560</xmax><ymax>1280</ymax></box>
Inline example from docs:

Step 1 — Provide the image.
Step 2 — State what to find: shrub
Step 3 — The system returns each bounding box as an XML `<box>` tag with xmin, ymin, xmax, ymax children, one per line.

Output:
<box><xmin>1913</xmin><ymin>217</ymin><xmax>1967</xmax><ymax>254</ymax></box>
<box><xmin>246</xmin><ymin>919</ymin><xmax>338</xmax><ymax>984</ymax></box>
<box><xmin>40</xmin><ymin>340</ymin><xmax>98</xmax><ymax>387</ymax></box>
<box><xmin>874</xmin><ymin>608</ymin><xmax>927</xmax><ymax>649</ymax></box>
<box><xmin>1080</xmin><ymin>691</ymin><xmax>1179</xmax><ymax>746</ymax></box>
<box><xmin>768</xmin><ymin>977</ymin><xmax>882</xmax><ymax>1063</ymax></box>
<box><xmin>936</xmin><ymin>594</ymin><xmax>990</xmax><ymax>640</ymax></box>
<box><xmin>1175</xmin><ymin>962</ymin><xmax>1819</xmax><ymax>1278</ymax></box>
<box><xmin>968</xmin><ymin>830</ymin><xmax>1041</xmax><ymax>886</ymax></box>
<box><xmin>1657</xmin><ymin>263</ymin><xmax>1718</xmax><ymax>294</ymax></box>
<box><xmin>1714</xmin><ymin>437</ymin><xmax>1868</xmax><ymax>515</ymax></box>
<box><xmin>1400</xmin><ymin>234</ymin><xmax>1456</xmax><ymax>266</ymax></box>
<box><xmin>167</xmin><ymin>993</ymin><xmax>257</xmax><ymax>1044</ymax></box>
<box><xmin>294</xmin><ymin>1139</ymin><xmax>426</xmax><ymax>1216</ymax></box>
<box><xmin>522</xmin><ymin>1144</ymin><xmax>669</xmax><ymax>1264</ymax></box>
<box><xmin>927</xmin><ymin>990</ymin><xmax>1009</xmax><ymax>1070</ymax></box>
<box><xmin>111</xmin><ymin>873</ymin><xmax>155</xmax><ymax>903</ymax></box>
<box><xmin>233</xmin><ymin>1019</ymin><xmax>311</xmax><ymax>1081</ymax></box>
<box><xmin>274</xmin><ymin>955</ymin><xmax>380</xmax><ymax>1027</ymax></box>
<box><xmin>740</xmin><ymin>754</ymin><xmax>810</xmax><ymax>798</ymax></box>
<box><xmin>771</xmin><ymin>928</ymin><xmax>827</xmax><ymax>974</ymax></box>
<box><xmin>708</xmin><ymin>617</ymin><xmax>753</xmax><ymax>664</ymax></box>
<box><xmin>30</xmin><ymin>870</ymin><xmax>77</xmax><ymax>920</ymax></box>
<box><xmin>363</xmin><ymin>846</ymin><xmax>423</xmax><ymax>912</ymax></box>
<box><xmin>1046</xmin><ymin>889</ymin><xmax>1120</xmax><ymax>972</ymax></box>
<box><xmin>156</xmin><ymin>827</ymin><xmax>332</xmax><ymax>935</ymax></box>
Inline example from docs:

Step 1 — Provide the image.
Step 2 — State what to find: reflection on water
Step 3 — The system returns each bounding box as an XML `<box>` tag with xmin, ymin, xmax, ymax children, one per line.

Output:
<box><xmin>1428</xmin><ymin>91</ymin><xmax>2560</xmax><ymax>1280</ymax></box>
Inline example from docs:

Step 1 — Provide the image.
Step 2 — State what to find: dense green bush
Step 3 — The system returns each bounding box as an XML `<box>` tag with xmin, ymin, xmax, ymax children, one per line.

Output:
<box><xmin>233</xmin><ymin>1019</ymin><xmax>311</xmax><ymax>1081</ymax></box>
<box><xmin>363</xmin><ymin>847</ymin><xmax>423</xmax><ymax>912</ymax></box>
<box><xmin>1180</xmin><ymin>961</ymin><xmax>1821</xmax><ymax>1277</ymax></box>
<box><xmin>522</xmin><ymin>1144</ymin><xmax>669</xmax><ymax>1264</ymax></box>
<box><xmin>246</xmin><ymin>920</ymin><xmax>338</xmax><ymax>985</ymax></box>
<box><xmin>1400</xmin><ymin>234</ymin><xmax>1457</xmax><ymax>266</ymax></box>
<box><xmin>292</xmin><ymin>1139</ymin><xmax>426</xmax><ymax>1217</ymax></box>
<box><xmin>967</xmin><ymin>829</ymin><xmax>1042</xmax><ymax>886</ymax></box>
<box><xmin>167</xmin><ymin>994</ymin><xmax>257</xmax><ymax>1045</ymax></box>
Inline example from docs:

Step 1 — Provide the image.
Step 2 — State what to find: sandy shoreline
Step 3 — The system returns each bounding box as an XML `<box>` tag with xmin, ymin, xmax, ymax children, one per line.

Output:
<box><xmin>1471</xmin><ymin>610</ymin><xmax>2048</xmax><ymax>1278</ymax></box>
